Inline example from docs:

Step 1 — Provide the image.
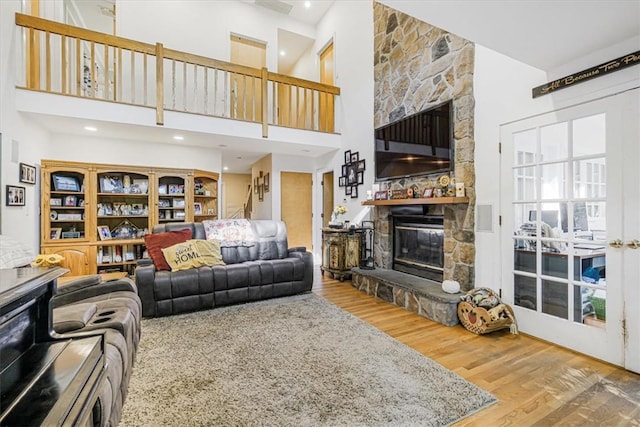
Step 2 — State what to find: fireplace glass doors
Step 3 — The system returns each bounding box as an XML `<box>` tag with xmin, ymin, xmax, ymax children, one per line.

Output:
<box><xmin>392</xmin><ymin>215</ymin><xmax>444</xmax><ymax>282</ymax></box>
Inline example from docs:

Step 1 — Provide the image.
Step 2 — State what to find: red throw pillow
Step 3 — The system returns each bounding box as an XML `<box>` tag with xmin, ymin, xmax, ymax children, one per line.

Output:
<box><xmin>144</xmin><ymin>229</ymin><xmax>192</xmax><ymax>271</ymax></box>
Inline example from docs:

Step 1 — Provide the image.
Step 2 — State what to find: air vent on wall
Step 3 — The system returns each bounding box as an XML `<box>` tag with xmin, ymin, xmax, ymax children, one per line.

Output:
<box><xmin>255</xmin><ymin>0</ymin><xmax>293</xmax><ymax>15</ymax></box>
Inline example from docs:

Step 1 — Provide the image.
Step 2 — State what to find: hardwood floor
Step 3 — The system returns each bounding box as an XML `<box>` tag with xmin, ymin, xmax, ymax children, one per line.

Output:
<box><xmin>312</xmin><ymin>271</ymin><xmax>640</xmax><ymax>426</ymax></box>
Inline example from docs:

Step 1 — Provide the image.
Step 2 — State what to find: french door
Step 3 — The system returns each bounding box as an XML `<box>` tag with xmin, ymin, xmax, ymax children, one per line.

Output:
<box><xmin>500</xmin><ymin>89</ymin><xmax>639</xmax><ymax>371</ymax></box>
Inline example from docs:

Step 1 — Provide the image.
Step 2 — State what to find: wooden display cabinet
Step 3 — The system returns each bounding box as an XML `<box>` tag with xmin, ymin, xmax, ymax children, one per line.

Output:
<box><xmin>40</xmin><ymin>160</ymin><xmax>218</xmax><ymax>277</ymax></box>
<box><xmin>193</xmin><ymin>169</ymin><xmax>219</xmax><ymax>221</ymax></box>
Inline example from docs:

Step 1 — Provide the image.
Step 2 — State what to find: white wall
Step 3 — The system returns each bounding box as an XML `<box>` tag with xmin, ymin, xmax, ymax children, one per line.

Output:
<box><xmin>116</xmin><ymin>0</ymin><xmax>316</xmax><ymax>74</ymax></box>
<box><xmin>49</xmin><ymin>134</ymin><xmax>222</xmax><ymax>172</ymax></box>
<box><xmin>473</xmin><ymin>46</ymin><xmax>551</xmax><ymax>288</ymax></box>
<box><xmin>1</xmin><ymin>0</ymin><xmax>52</xmax><ymax>252</ymax></box>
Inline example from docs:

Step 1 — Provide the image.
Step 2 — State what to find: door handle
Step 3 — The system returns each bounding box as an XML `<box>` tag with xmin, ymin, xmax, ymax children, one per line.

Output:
<box><xmin>627</xmin><ymin>239</ymin><xmax>640</xmax><ymax>249</ymax></box>
<box><xmin>609</xmin><ymin>239</ymin><xmax>623</xmax><ymax>248</ymax></box>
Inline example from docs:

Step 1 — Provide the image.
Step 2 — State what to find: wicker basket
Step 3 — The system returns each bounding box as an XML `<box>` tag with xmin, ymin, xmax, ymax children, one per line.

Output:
<box><xmin>457</xmin><ymin>301</ymin><xmax>516</xmax><ymax>335</ymax></box>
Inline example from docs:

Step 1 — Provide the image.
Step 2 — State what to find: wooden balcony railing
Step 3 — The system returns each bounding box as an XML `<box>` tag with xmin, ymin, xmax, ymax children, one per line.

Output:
<box><xmin>15</xmin><ymin>13</ymin><xmax>340</xmax><ymax>137</ymax></box>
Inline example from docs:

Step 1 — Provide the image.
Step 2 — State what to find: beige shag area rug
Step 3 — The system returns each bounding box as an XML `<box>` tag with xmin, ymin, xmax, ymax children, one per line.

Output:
<box><xmin>120</xmin><ymin>294</ymin><xmax>495</xmax><ymax>426</ymax></box>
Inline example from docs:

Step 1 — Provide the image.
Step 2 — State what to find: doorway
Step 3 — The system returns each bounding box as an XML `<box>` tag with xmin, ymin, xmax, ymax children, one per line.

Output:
<box><xmin>319</xmin><ymin>41</ymin><xmax>334</xmax><ymax>133</ymax></box>
<box><xmin>322</xmin><ymin>171</ymin><xmax>334</xmax><ymax>229</ymax></box>
<box><xmin>281</xmin><ymin>172</ymin><xmax>312</xmax><ymax>250</ymax></box>
<box><xmin>230</xmin><ymin>34</ymin><xmax>266</xmax><ymax>121</ymax></box>
<box><xmin>500</xmin><ymin>88</ymin><xmax>639</xmax><ymax>371</ymax></box>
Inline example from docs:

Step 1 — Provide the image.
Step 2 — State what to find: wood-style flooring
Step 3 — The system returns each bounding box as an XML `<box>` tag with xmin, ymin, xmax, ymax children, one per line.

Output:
<box><xmin>312</xmin><ymin>272</ymin><xmax>640</xmax><ymax>426</ymax></box>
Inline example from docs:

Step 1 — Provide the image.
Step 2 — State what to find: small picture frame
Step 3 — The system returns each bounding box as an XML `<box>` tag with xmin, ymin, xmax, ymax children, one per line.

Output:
<box><xmin>173</xmin><ymin>199</ymin><xmax>185</xmax><ymax>208</ymax></box>
<box><xmin>350</xmin><ymin>152</ymin><xmax>359</xmax><ymax>163</ymax></box>
<box><xmin>357</xmin><ymin>171</ymin><xmax>364</xmax><ymax>185</ymax></box>
<box><xmin>97</xmin><ymin>225</ymin><xmax>112</xmax><ymax>240</ymax></box>
<box><xmin>50</xmin><ymin>198</ymin><xmax>62</xmax><ymax>206</ymax></box>
<box><xmin>374</xmin><ymin>190</ymin><xmax>388</xmax><ymax>200</ymax></box>
<box><xmin>207</xmin><ymin>208</ymin><xmax>215</xmax><ymax>215</ymax></box>
<box><xmin>194</xmin><ymin>202</ymin><xmax>202</xmax><ymax>215</ymax></box>
<box><xmin>357</xmin><ymin>159</ymin><xmax>366</xmax><ymax>171</ymax></box>
<box><xmin>258</xmin><ymin>183</ymin><xmax>264</xmax><ymax>201</ymax></box>
<box><xmin>64</xmin><ymin>195</ymin><xmax>77</xmax><ymax>206</ymax></box>
<box><xmin>345</xmin><ymin>186</ymin><xmax>352</xmax><ymax>196</ymax></box>
<box><xmin>168</xmin><ymin>184</ymin><xmax>184</xmax><ymax>194</ymax></box>
<box><xmin>350</xmin><ymin>185</ymin><xmax>359</xmax><ymax>199</ymax></box>
<box><xmin>347</xmin><ymin>164</ymin><xmax>358</xmax><ymax>185</ymax></box>
<box><xmin>264</xmin><ymin>172</ymin><xmax>270</xmax><ymax>192</ymax></box>
<box><xmin>52</xmin><ymin>174</ymin><xmax>80</xmax><ymax>192</ymax></box>
<box><xmin>254</xmin><ymin>177</ymin><xmax>259</xmax><ymax>194</ymax></box>
<box><xmin>61</xmin><ymin>231</ymin><xmax>81</xmax><ymax>239</ymax></box>
<box><xmin>5</xmin><ymin>185</ymin><xmax>25</xmax><ymax>206</ymax></box>
<box><xmin>100</xmin><ymin>175</ymin><xmax>123</xmax><ymax>193</ymax></box>
<box><xmin>341</xmin><ymin>164</ymin><xmax>347</xmax><ymax>177</ymax></box>
<box><xmin>19</xmin><ymin>163</ymin><xmax>37</xmax><ymax>185</ymax></box>
<box><xmin>338</xmin><ymin>176</ymin><xmax>346</xmax><ymax>187</ymax></box>
<box><xmin>50</xmin><ymin>227</ymin><xmax>62</xmax><ymax>240</ymax></box>
<box><xmin>423</xmin><ymin>188</ymin><xmax>434</xmax><ymax>198</ymax></box>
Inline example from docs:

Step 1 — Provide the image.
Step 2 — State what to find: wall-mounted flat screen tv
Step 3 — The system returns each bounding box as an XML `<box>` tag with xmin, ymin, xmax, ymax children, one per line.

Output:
<box><xmin>374</xmin><ymin>100</ymin><xmax>453</xmax><ymax>181</ymax></box>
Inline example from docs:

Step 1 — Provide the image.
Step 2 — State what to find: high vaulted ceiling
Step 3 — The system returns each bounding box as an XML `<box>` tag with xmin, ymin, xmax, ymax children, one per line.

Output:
<box><xmin>380</xmin><ymin>0</ymin><xmax>640</xmax><ymax>72</ymax></box>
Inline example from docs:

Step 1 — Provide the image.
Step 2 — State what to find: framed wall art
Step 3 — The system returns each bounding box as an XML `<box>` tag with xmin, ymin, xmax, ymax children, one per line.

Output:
<box><xmin>5</xmin><ymin>185</ymin><xmax>25</xmax><ymax>206</ymax></box>
<box><xmin>19</xmin><ymin>163</ymin><xmax>36</xmax><ymax>185</ymax></box>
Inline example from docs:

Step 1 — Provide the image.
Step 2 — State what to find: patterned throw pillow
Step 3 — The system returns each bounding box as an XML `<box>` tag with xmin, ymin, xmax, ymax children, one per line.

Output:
<box><xmin>161</xmin><ymin>239</ymin><xmax>225</xmax><ymax>272</ymax></box>
<box><xmin>0</xmin><ymin>235</ymin><xmax>35</xmax><ymax>268</ymax></box>
<box><xmin>143</xmin><ymin>229</ymin><xmax>192</xmax><ymax>271</ymax></box>
<box><xmin>202</xmin><ymin>219</ymin><xmax>256</xmax><ymax>247</ymax></box>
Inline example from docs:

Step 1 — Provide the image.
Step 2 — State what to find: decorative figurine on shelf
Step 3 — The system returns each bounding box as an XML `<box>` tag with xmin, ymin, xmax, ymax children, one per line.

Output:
<box><xmin>329</xmin><ymin>204</ymin><xmax>348</xmax><ymax>229</ymax></box>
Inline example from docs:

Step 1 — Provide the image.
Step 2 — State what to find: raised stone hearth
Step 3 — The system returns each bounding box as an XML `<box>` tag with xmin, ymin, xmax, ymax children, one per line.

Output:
<box><xmin>352</xmin><ymin>268</ymin><xmax>460</xmax><ymax>326</ymax></box>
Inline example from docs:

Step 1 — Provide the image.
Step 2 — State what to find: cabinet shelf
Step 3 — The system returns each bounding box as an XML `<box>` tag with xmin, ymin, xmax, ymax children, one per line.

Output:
<box><xmin>51</xmin><ymin>206</ymin><xmax>85</xmax><ymax>210</ymax></box>
<box><xmin>97</xmin><ymin>193</ymin><xmax>149</xmax><ymax>198</ymax></box>
<box><xmin>362</xmin><ymin>196</ymin><xmax>469</xmax><ymax>206</ymax></box>
<box><xmin>51</xmin><ymin>219</ymin><xmax>84</xmax><ymax>223</ymax></box>
<box><xmin>194</xmin><ymin>195</ymin><xmax>217</xmax><ymax>199</ymax></box>
<box><xmin>97</xmin><ymin>215</ymin><xmax>148</xmax><ymax>219</ymax></box>
<box><xmin>159</xmin><ymin>193</ymin><xmax>185</xmax><ymax>197</ymax></box>
<box><xmin>51</xmin><ymin>191</ymin><xmax>84</xmax><ymax>196</ymax></box>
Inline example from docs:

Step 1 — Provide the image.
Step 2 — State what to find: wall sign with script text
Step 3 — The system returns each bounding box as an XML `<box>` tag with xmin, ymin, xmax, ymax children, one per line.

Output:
<box><xmin>532</xmin><ymin>51</ymin><xmax>640</xmax><ymax>98</ymax></box>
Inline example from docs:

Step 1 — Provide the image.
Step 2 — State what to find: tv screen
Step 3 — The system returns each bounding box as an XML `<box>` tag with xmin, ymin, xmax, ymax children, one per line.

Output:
<box><xmin>374</xmin><ymin>101</ymin><xmax>453</xmax><ymax>181</ymax></box>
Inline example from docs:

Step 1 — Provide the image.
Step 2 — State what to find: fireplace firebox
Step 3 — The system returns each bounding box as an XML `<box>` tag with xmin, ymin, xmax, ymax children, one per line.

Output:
<box><xmin>392</xmin><ymin>208</ymin><xmax>444</xmax><ymax>282</ymax></box>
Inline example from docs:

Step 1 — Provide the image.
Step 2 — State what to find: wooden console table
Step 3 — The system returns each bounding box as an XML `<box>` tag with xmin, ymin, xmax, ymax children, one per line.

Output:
<box><xmin>0</xmin><ymin>267</ymin><xmax>107</xmax><ymax>426</ymax></box>
<box><xmin>321</xmin><ymin>227</ymin><xmax>364</xmax><ymax>281</ymax></box>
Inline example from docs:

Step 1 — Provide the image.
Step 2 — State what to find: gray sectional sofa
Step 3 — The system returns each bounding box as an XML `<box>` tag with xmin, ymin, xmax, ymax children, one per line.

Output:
<box><xmin>135</xmin><ymin>220</ymin><xmax>313</xmax><ymax>317</ymax></box>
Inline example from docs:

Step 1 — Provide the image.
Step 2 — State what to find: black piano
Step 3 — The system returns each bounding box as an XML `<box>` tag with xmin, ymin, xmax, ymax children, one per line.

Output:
<box><xmin>0</xmin><ymin>267</ymin><xmax>106</xmax><ymax>426</ymax></box>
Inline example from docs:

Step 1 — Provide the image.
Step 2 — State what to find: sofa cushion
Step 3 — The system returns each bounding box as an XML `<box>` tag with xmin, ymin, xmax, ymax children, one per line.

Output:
<box><xmin>161</xmin><ymin>239</ymin><xmax>225</xmax><ymax>271</ymax></box>
<box><xmin>144</xmin><ymin>229</ymin><xmax>192</xmax><ymax>271</ymax></box>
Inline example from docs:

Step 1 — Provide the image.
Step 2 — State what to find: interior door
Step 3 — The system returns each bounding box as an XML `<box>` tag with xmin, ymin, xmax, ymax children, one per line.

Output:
<box><xmin>322</xmin><ymin>171</ymin><xmax>334</xmax><ymax>228</ymax></box>
<box><xmin>500</xmin><ymin>89</ymin><xmax>638</xmax><ymax>370</ymax></box>
<box><xmin>281</xmin><ymin>172</ymin><xmax>312</xmax><ymax>250</ymax></box>
<box><xmin>319</xmin><ymin>42</ymin><xmax>334</xmax><ymax>132</ymax></box>
<box><xmin>230</xmin><ymin>35</ymin><xmax>266</xmax><ymax>121</ymax></box>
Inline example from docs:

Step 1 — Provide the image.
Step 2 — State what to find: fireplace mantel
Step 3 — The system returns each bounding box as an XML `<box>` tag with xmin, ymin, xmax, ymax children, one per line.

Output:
<box><xmin>361</xmin><ymin>196</ymin><xmax>468</xmax><ymax>206</ymax></box>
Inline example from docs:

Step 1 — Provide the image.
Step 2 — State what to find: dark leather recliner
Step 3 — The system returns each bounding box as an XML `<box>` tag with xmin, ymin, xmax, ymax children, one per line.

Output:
<box><xmin>135</xmin><ymin>220</ymin><xmax>313</xmax><ymax>317</ymax></box>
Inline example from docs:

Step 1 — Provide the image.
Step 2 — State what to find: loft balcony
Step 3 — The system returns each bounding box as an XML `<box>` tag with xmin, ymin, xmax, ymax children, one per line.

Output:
<box><xmin>14</xmin><ymin>13</ymin><xmax>341</xmax><ymax>152</ymax></box>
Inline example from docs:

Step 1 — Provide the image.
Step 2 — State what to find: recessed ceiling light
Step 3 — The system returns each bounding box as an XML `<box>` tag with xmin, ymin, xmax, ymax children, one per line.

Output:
<box><xmin>219</xmin><ymin>144</ymin><xmax>227</xmax><ymax>148</ymax></box>
<box><xmin>280</xmin><ymin>50</ymin><xmax>286</xmax><ymax>56</ymax></box>
<box><xmin>84</xmin><ymin>126</ymin><xmax>97</xmax><ymax>132</ymax></box>
<box><xmin>223</xmin><ymin>166</ymin><xmax>229</xmax><ymax>171</ymax></box>
<box><xmin>304</xmin><ymin>1</ymin><xmax>311</xmax><ymax>8</ymax></box>
<box><xmin>173</xmin><ymin>135</ymin><xmax>184</xmax><ymax>141</ymax></box>
<box><xmin>302</xmin><ymin>149</ymin><xmax>311</xmax><ymax>153</ymax></box>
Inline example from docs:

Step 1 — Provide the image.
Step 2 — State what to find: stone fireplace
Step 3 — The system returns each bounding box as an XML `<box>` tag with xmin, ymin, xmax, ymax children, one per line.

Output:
<box><xmin>372</xmin><ymin>2</ymin><xmax>476</xmax><ymax>292</ymax></box>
